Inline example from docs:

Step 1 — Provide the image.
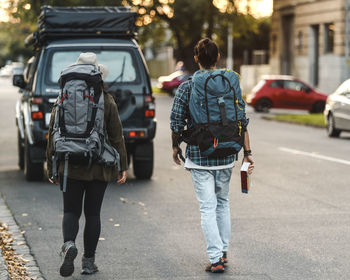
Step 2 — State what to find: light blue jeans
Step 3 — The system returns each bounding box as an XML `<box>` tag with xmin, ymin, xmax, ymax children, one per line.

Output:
<box><xmin>190</xmin><ymin>168</ymin><xmax>232</xmax><ymax>264</ymax></box>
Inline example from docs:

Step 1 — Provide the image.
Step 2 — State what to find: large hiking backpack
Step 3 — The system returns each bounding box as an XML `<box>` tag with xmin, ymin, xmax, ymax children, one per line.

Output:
<box><xmin>188</xmin><ymin>69</ymin><xmax>246</xmax><ymax>158</ymax></box>
<box><xmin>52</xmin><ymin>64</ymin><xmax>120</xmax><ymax>191</ymax></box>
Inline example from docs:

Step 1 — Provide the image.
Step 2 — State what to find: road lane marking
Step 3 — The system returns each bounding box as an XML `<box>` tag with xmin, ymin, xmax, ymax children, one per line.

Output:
<box><xmin>279</xmin><ymin>147</ymin><xmax>350</xmax><ymax>166</ymax></box>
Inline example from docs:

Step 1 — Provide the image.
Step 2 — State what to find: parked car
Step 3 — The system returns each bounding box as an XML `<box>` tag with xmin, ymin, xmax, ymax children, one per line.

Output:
<box><xmin>0</xmin><ymin>65</ymin><xmax>13</xmax><ymax>77</ymax></box>
<box><xmin>11</xmin><ymin>62</ymin><xmax>24</xmax><ymax>76</ymax></box>
<box><xmin>246</xmin><ymin>75</ymin><xmax>328</xmax><ymax>113</ymax></box>
<box><xmin>13</xmin><ymin>6</ymin><xmax>156</xmax><ymax>181</ymax></box>
<box><xmin>157</xmin><ymin>70</ymin><xmax>190</xmax><ymax>96</ymax></box>
<box><xmin>324</xmin><ymin>79</ymin><xmax>350</xmax><ymax>137</ymax></box>
<box><xmin>0</xmin><ymin>63</ymin><xmax>24</xmax><ymax>77</ymax></box>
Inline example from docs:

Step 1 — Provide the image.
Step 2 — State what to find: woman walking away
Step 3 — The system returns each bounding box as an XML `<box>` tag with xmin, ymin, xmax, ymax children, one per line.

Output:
<box><xmin>46</xmin><ymin>52</ymin><xmax>128</xmax><ymax>277</ymax></box>
<box><xmin>170</xmin><ymin>38</ymin><xmax>254</xmax><ymax>273</ymax></box>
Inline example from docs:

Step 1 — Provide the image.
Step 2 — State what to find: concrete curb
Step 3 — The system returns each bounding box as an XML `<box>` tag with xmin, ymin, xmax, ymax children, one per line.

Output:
<box><xmin>0</xmin><ymin>249</ymin><xmax>9</xmax><ymax>280</ymax></box>
<box><xmin>261</xmin><ymin>115</ymin><xmax>326</xmax><ymax>129</ymax></box>
<box><xmin>0</xmin><ymin>193</ymin><xmax>45</xmax><ymax>280</ymax></box>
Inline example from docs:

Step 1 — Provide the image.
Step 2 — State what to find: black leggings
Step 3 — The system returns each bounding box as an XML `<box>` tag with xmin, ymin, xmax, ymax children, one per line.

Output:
<box><xmin>62</xmin><ymin>179</ymin><xmax>108</xmax><ymax>258</ymax></box>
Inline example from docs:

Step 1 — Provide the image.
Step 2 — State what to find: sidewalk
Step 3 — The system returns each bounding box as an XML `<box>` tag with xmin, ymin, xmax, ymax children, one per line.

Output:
<box><xmin>0</xmin><ymin>193</ymin><xmax>44</xmax><ymax>280</ymax></box>
<box><xmin>0</xmin><ymin>250</ymin><xmax>8</xmax><ymax>280</ymax></box>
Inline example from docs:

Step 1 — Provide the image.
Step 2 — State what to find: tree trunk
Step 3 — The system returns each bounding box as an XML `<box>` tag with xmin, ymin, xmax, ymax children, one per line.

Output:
<box><xmin>181</xmin><ymin>45</ymin><xmax>198</xmax><ymax>73</ymax></box>
<box><xmin>206</xmin><ymin>1</ymin><xmax>215</xmax><ymax>39</ymax></box>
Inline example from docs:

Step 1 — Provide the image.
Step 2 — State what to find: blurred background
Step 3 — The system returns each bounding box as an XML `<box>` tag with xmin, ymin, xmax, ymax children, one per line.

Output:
<box><xmin>2</xmin><ymin>0</ymin><xmax>350</xmax><ymax>97</ymax></box>
<box><xmin>1</xmin><ymin>2</ymin><xmax>350</xmax><ymax>279</ymax></box>
<box><xmin>0</xmin><ymin>0</ymin><xmax>272</xmax><ymax>93</ymax></box>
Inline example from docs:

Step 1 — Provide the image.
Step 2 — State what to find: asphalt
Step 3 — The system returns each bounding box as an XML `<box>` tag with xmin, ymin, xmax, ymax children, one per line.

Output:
<box><xmin>0</xmin><ymin>77</ymin><xmax>350</xmax><ymax>279</ymax></box>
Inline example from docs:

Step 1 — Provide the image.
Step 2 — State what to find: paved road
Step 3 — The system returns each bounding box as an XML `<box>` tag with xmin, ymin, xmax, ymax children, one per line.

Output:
<box><xmin>1</xmin><ymin>77</ymin><xmax>350</xmax><ymax>280</ymax></box>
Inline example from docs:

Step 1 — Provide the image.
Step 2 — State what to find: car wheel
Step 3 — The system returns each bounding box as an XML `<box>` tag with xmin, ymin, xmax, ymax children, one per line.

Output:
<box><xmin>133</xmin><ymin>142</ymin><xmax>153</xmax><ymax>179</ymax></box>
<box><xmin>24</xmin><ymin>139</ymin><xmax>44</xmax><ymax>181</ymax></box>
<box><xmin>255</xmin><ymin>98</ymin><xmax>272</xmax><ymax>113</ymax></box>
<box><xmin>17</xmin><ymin>131</ymin><xmax>24</xmax><ymax>170</ymax></box>
<box><xmin>171</xmin><ymin>87</ymin><xmax>178</xmax><ymax>97</ymax></box>
<box><xmin>310</xmin><ymin>101</ymin><xmax>325</xmax><ymax>113</ymax></box>
<box><xmin>327</xmin><ymin>113</ymin><xmax>341</xmax><ymax>138</ymax></box>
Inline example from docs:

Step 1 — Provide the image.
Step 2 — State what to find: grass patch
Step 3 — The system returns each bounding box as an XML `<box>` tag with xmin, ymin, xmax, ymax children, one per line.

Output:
<box><xmin>263</xmin><ymin>113</ymin><xmax>326</xmax><ymax>128</ymax></box>
<box><xmin>152</xmin><ymin>87</ymin><xmax>167</xmax><ymax>95</ymax></box>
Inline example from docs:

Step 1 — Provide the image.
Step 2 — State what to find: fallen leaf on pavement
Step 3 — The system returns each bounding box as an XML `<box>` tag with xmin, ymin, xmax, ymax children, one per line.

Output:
<box><xmin>0</xmin><ymin>222</ymin><xmax>34</xmax><ymax>279</ymax></box>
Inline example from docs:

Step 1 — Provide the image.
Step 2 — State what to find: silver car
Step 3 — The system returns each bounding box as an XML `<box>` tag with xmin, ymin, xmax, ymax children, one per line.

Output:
<box><xmin>324</xmin><ymin>79</ymin><xmax>350</xmax><ymax>137</ymax></box>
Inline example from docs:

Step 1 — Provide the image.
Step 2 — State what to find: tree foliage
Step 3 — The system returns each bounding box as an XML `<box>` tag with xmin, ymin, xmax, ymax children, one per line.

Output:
<box><xmin>124</xmin><ymin>0</ymin><xmax>237</xmax><ymax>71</ymax></box>
<box><xmin>0</xmin><ymin>0</ymin><xmax>124</xmax><ymax>66</ymax></box>
<box><xmin>124</xmin><ymin>0</ymin><xmax>270</xmax><ymax>72</ymax></box>
<box><xmin>7</xmin><ymin>0</ymin><xmax>124</xmax><ymax>23</ymax></box>
<box><xmin>0</xmin><ymin>21</ymin><xmax>35</xmax><ymax>66</ymax></box>
<box><xmin>0</xmin><ymin>0</ymin><xmax>270</xmax><ymax>72</ymax></box>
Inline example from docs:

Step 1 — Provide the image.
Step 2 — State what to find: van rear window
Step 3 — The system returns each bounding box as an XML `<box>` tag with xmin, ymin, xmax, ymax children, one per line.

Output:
<box><xmin>47</xmin><ymin>49</ymin><xmax>139</xmax><ymax>84</ymax></box>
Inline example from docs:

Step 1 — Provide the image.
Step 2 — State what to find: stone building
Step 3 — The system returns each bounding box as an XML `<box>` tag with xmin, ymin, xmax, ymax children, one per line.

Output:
<box><xmin>270</xmin><ymin>0</ymin><xmax>350</xmax><ymax>93</ymax></box>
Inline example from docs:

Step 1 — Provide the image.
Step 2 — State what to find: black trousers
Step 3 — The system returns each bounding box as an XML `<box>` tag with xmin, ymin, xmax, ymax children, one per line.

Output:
<box><xmin>62</xmin><ymin>178</ymin><xmax>108</xmax><ymax>258</ymax></box>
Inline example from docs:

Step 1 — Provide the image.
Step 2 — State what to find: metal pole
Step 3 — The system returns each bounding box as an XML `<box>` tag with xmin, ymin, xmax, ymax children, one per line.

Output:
<box><xmin>345</xmin><ymin>0</ymin><xmax>349</xmax><ymax>79</ymax></box>
<box><xmin>227</xmin><ymin>24</ymin><xmax>233</xmax><ymax>70</ymax></box>
<box><xmin>346</xmin><ymin>0</ymin><xmax>349</xmax><ymax>59</ymax></box>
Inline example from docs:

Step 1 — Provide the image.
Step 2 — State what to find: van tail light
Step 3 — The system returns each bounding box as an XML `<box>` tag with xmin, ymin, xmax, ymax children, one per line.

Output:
<box><xmin>32</xmin><ymin>111</ymin><xmax>43</xmax><ymax>119</ymax></box>
<box><xmin>144</xmin><ymin>94</ymin><xmax>155</xmax><ymax>118</ymax></box>
<box><xmin>145</xmin><ymin>109</ymin><xmax>155</xmax><ymax>118</ymax></box>
<box><xmin>128</xmin><ymin>131</ymin><xmax>146</xmax><ymax>138</ymax></box>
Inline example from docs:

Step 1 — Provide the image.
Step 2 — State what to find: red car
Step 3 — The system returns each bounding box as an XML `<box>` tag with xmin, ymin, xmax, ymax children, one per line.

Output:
<box><xmin>157</xmin><ymin>70</ymin><xmax>191</xmax><ymax>96</ymax></box>
<box><xmin>246</xmin><ymin>75</ymin><xmax>328</xmax><ymax>113</ymax></box>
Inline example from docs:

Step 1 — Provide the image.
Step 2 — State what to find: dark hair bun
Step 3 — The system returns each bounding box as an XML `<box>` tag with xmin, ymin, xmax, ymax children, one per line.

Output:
<box><xmin>194</xmin><ymin>38</ymin><xmax>219</xmax><ymax>69</ymax></box>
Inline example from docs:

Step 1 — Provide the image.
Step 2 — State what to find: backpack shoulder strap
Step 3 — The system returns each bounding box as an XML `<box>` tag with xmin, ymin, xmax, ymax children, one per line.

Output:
<box><xmin>203</xmin><ymin>74</ymin><xmax>213</xmax><ymax>123</ymax></box>
<box><xmin>187</xmin><ymin>76</ymin><xmax>192</xmax><ymax>102</ymax></box>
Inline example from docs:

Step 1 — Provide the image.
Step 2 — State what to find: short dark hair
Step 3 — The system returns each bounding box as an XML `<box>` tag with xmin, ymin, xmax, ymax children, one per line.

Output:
<box><xmin>194</xmin><ymin>38</ymin><xmax>219</xmax><ymax>69</ymax></box>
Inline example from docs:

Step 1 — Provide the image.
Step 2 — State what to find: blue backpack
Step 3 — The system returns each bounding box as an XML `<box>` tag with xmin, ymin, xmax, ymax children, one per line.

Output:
<box><xmin>187</xmin><ymin>69</ymin><xmax>246</xmax><ymax>158</ymax></box>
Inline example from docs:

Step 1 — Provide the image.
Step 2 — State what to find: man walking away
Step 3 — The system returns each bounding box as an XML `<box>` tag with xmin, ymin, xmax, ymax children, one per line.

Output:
<box><xmin>170</xmin><ymin>38</ymin><xmax>254</xmax><ymax>273</ymax></box>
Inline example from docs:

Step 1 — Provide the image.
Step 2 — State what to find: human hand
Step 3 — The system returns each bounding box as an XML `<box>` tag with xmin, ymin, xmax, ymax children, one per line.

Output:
<box><xmin>172</xmin><ymin>146</ymin><xmax>182</xmax><ymax>165</ymax></box>
<box><xmin>243</xmin><ymin>155</ymin><xmax>255</xmax><ymax>174</ymax></box>
<box><xmin>117</xmin><ymin>171</ymin><xmax>127</xmax><ymax>184</ymax></box>
<box><xmin>48</xmin><ymin>177</ymin><xmax>59</xmax><ymax>184</ymax></box>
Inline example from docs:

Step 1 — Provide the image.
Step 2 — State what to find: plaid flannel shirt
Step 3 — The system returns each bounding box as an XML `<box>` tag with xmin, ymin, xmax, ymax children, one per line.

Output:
<box><xmin>170</xmin><ymin>79</ymin><xmax>240</xmax><ymax>167</ymax></box>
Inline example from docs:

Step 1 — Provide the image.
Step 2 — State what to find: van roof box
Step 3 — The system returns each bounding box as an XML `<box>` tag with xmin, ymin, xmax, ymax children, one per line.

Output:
<box><xmin>25</xmin><ymin>6</ymin><xmax>138</xmax><ymax>47</ymax></box>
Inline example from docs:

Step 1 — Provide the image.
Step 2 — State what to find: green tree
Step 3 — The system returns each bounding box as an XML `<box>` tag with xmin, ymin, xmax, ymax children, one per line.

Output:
<box><xmin>125</xmin><ymin>0</ymin><xmax>234</xmax><ymax>71</ymax></box>
<box><xmin>125</xmin><ymin>0</ymin><xmax>270</xmax><ymax>72</ymax></box>
<box><xmin>1</xmin><ymin>0</ymin><xmax>270</xmax><ymax>72</ymax></box>
<box><xmin>2</xmin><ymin>0</ymin><xmax>124</xmax><ymax>63</ymax></box>
<box><xmin>0</xmin><ymin>21</ymin><xmax>35</xmax><ymax>66</ymax></box>
<box><xmin>214</xmin><ymin>13</ymin><xmax>270</xmax><ymax>69</ymax></box>
<box><xmin>7</xmin><ymin>0</ymin><xmax>124</xmax><ymax>23</ymax></box>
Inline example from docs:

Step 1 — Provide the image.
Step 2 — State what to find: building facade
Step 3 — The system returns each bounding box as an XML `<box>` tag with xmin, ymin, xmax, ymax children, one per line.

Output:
<box><xmin>270</xmin><ymin>0</ymin><xmax>350</xmax><ymax>93</ymax></box>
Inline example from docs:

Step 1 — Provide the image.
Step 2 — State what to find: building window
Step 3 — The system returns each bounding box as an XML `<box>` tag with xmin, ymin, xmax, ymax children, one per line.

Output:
<box><xmin>297</xmin><ymin>31</ymin><xmax>303</xmax><ymax>54</ymax></box>
<box><xmin>324</xmin><ymin>23</ymin><xmax>334</xmax><ymax>54</ymax></box>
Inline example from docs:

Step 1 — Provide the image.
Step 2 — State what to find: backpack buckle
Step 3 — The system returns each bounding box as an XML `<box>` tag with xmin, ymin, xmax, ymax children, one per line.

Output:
<box><xmin>214</xmin><ymin>137</ymin><xmax>219</xmax><ymax>148</ymax></box>
<box><xmin>217</xmin><ymin>97</ymin><xmax>225</xmax><ymax>105</ymax></box>
<box><xmin>238</xmin><ymin>121</ymin><xmax>242</xmax><ymax>136</ymax></box>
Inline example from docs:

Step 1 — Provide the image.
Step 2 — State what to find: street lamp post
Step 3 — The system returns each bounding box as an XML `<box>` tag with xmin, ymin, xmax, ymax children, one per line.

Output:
<box><xmin>344</xmin><ymin>0</ymin><xmax>350</xmax><ymax>79</ymax></box>
<box><xmin>227</xmin><ymin>24</ymin><xmax>233</xmax><ymax>70</ymax></box>
<box><xmin>346</xmin><ymin>0</ymin><xmax>349</xmax><ymax>59</ymax></box>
